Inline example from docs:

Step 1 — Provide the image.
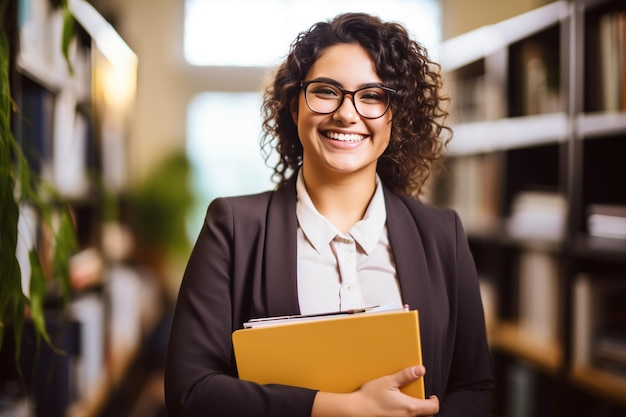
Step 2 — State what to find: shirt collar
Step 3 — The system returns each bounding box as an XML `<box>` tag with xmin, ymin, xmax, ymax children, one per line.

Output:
<box><xmin>296</xmin><ymin>170</ymin><xmax>387</xmax><ymax>255</ymax></box>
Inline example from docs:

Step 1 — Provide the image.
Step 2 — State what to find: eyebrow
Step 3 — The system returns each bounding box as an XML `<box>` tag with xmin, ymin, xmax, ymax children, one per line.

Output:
<box><xmin>308</xmin><ymin>77</ymin><xmax>387</xmax><ymax>90</ymax></box>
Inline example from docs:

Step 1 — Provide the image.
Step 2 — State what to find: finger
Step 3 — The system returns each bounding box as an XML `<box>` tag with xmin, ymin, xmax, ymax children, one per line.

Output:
<box><xmin>397</xmin><ymin>365</ymin><xmax>426</xmax><ymax>386</ymax></box>
<box><xmin>422</xmin><ymin>395</ymin><xmax>440</xmax><ymax>416</ymax></box>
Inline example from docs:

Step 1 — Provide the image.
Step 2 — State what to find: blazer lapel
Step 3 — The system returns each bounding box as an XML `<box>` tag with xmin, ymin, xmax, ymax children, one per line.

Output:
<box><xmin>384</xmin><ymin>190</ymin><xmax>435</xmax><ymax>394</ymax></box>
<box><xmin>263</xmin><ymin>176</ymin><xmax>301</xmax><ymax>317</ymax></box>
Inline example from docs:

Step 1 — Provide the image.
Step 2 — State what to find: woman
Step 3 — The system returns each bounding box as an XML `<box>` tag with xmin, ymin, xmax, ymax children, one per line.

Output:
<box><xmin>165</xmin><ymin>12</ymin><xmax>493</xmax><ymax>417</ymax></box>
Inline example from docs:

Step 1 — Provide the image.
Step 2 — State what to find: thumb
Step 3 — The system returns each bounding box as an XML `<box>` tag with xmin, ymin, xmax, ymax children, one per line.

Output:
<box><xmin>396</xmin><ymin>365</ymin><xmax>426</xmax><ymax>387</ymax></box>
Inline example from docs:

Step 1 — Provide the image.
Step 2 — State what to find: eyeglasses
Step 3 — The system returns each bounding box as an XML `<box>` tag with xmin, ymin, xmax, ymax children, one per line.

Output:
<box><xmin>300</xmin><ymin>80</ymin><xmax>395</xmax><ymax>119</ymax></box>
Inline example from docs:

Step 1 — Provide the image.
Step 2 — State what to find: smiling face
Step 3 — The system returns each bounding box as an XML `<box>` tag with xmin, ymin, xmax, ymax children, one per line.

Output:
<box><xmin>291</xmin><ymin>43</ymin><xmax>393</xmax><ymax>182</ymax></box>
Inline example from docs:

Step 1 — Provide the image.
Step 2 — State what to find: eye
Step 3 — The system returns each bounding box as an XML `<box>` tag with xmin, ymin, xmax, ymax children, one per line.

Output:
<box><xmin>309</xmin><ymin>83</ymin><xmax>341</xmax><ymax>98</ymax></box>
<box><xmin>358</xmin><ymin>88</ymin><xmax>387</xmax><ymax>103</ymax></box>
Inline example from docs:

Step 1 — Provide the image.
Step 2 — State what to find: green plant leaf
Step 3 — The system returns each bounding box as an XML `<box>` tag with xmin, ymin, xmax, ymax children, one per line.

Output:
<box><xmin>0</xmin><ymin>176</ymin><xmax>22</xmax><ymax>352</ymax></box>
<box><xmin>10</xmin><ymin>292</ymin><xmax>26</xmax><ymax>368</ymax></box>
<box><xmin>53</xmin><ymin>209</ymin><xmax>76</xmax><ymax>306</ymax></box>
<box><xmin>0</xmin><ymin>0</ymin><xmax>14</xmax><ymax>163</ymax></box>
<box><xmin>28</xmin><ymin>249</ymin><xmax>51</xmax><ymax>346</ymax></box>
<box><xmin>61</xmin><ymin>0</ymin><xmax>75</xmax><ymax>76</ymax></box>
<box><xmin>0</xmin><ymin>2</ymin><xmax>25</xmax><ymax>359</ymax></box>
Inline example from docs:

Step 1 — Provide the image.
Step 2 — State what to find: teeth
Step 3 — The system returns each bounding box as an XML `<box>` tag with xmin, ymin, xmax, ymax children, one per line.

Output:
<box><xmin>326</xmin><ymin>132</ymin><xmax>366</xmax><ymax>142</ymax></box>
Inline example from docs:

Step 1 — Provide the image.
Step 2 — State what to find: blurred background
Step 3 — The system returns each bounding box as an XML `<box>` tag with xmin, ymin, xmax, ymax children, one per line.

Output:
<box><xmin>1</xmin><ymin>0</ymin><xmax>625</xmax><ymax>416</ymax></box>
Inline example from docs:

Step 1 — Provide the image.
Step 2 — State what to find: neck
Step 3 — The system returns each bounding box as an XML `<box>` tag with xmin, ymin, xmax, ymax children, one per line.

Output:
<box><xmin>301</xmin><ymin>167</ymin><xmax>377</xmax><ymax>233</ymax></box>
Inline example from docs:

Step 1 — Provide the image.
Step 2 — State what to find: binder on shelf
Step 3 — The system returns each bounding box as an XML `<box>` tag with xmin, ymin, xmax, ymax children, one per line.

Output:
<box><xmin>232</xmin><ymin>307</ymin><xmax>425</xmax><ymax>399</ymax></box>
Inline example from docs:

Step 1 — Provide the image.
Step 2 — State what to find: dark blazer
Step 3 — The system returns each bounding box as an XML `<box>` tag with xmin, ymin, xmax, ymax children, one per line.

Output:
<box><xmin>164</xmin><ymin>175</ymin><xmax>494</xmax><ymax>417</ymax></box>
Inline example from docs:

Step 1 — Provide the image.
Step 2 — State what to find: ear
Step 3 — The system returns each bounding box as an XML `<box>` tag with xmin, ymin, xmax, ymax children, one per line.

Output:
<box><xmin>290</xmin><ymin>97</ymin><xmax>299</xmax><ymax>125</ymax></box>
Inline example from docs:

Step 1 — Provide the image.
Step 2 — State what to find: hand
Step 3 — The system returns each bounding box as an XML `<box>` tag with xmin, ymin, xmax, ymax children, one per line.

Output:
<box><xmin>354</xmin><ymin>365</ymin><xmax>439</xmax><ymax>417</ymax></box>
<box><xmin>312</xmin><ymin>365</ymin><xmax>440</xmax><ymax>417</ymax></box>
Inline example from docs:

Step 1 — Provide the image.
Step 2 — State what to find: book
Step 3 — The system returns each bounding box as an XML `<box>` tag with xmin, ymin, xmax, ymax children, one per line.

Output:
<box><xmin>506</xmin><ymin>361</ymin><xmax>535</xmax><ymax>417</ymax></box>
<box><xmin>572</xmin><ymin>273</ymin><xmax>626</xmax><ymax>378</ymax></box>
<box><xmin>587</xmin><ymin>204</ymin><xmax>626</xmax><ymax>239</ymax></box>
<box><xmin>18</xmin><ymin>82</ymin><xmax>55</xmax><ymax>177</ymax></box>
<box><xmin>599</xmin><ymin>12</ymin><xmax>625</xmax><ymax>112</ymax></box>
<box><xmin>517</xmin><ymin>250</ymin><xmax>559</xmax><ymax>345</ymax></box>
<box><xmin>506</xmin><ymin>190</ymin><xmax>566</xmax><ymax>241</ymax></box>
<box><xmin>447</xmin><ymin>153</ymin><xmax>501</xmax><ymax>235</ymax></box>
<box><xmin>594</xmin><ymin>334</ymin><xmax>626</xmax><ymax>377</ymax></box>
<box><xmin>232</xmin><ymin>307</ymin><xmax>425</xmax><ymax>398</ymax></box>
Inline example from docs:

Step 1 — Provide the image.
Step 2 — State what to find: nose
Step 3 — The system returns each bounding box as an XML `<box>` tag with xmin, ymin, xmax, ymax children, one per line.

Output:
<box><xmin>333</xmin><ymin>94</ymin><xmax>360</xmax><ymax>123</ymax></box>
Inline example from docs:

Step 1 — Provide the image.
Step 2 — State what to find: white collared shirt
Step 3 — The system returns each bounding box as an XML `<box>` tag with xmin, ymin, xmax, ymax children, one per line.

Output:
<box><xmin>295</xmin><ymin>171</ymin><xmax>402</xmax><ymax>315</ymax></box>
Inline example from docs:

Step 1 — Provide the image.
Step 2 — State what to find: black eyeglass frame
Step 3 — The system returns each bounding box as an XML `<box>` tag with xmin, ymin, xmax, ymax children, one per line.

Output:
<box><xmin>300</xmin><ymin>80</ymin><xmax>396</xmax><ymax>119</ymax></box>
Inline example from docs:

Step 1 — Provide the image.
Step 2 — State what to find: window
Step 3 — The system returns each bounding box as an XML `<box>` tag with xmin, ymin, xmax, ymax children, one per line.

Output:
<box><xmin>186</xmin><ymin>92</ymin><xmax>276</xmax><ymax>236</ymax></box>
<box><xmin>184</xmin><ymin>0</ymin><xmax>441</xmax><ymax>67</ymax></box>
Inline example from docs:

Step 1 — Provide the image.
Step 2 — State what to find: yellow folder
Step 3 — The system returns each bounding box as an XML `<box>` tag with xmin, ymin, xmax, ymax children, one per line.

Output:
<box><xmin>232</xmin><ymin>309</ymin><xmax>424</xmax><ymax>398</ymax></box>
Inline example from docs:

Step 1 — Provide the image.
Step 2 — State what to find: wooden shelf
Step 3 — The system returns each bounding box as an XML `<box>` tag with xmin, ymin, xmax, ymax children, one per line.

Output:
<box><xmin>490</xmin><ymin>322</ymin><xmax>563</xmax><ymax>374</ymax></box>
<box><xmin>570</xmin><ymin>366</ymin><xmax>626</xmax><ymax>407</ymax></box>
<box><xmin>572</xmin><ymin>235</ymin><xmax>626</xmax><ymax>263</ymax></box>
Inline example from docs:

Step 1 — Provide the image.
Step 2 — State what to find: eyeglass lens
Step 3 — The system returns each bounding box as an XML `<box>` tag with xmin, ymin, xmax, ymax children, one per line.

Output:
<box><xmin>304</xmin><ymin>82</ymin><xmax>391</xmax><ymax>119</ymax></box>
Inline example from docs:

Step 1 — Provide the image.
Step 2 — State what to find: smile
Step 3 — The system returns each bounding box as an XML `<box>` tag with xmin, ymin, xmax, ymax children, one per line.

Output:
<box><xmin>323</xmin><ymin>131</ymin><xmax>367</xmax><ymax>142</ymax></box>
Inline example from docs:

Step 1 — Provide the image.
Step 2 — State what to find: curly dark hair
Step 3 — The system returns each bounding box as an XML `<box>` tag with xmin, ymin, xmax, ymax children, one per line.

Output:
<box><xmin>260</xmin><ymin>12</ymin><xmax>451</xmax><ymax>197</ymax></box>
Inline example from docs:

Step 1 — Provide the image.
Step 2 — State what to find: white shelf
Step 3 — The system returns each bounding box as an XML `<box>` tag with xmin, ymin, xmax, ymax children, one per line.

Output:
<box><xmin>447</xmin><ymin>112</ymin><xmax>570</xmax><ymax>155</ymax></box>
<box><xmin>16</xmin><ymin>49</ymin><xmax>68</xmax><ymax>92</ymax></box>
<box><xmin>440</xmin><ymin>1</ymin><xmax>569</xmax><ymax>71</ymax></box>
<box><xmin>576</xmin><ymin>112</ymin><xmax>626</xmax><ymax>139</ymax></box>
<box><xmin>69</xmin><ymin>0</ymin><xmax>137</xmax><ymax>68</ymax></box>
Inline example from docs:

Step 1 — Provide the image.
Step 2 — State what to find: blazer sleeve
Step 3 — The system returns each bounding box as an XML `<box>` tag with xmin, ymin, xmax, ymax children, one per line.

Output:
<box><xmin>437</xmin><ymin>212</ymin><xmax>494</xmax><ymax>417</ymax></box>
<box><xmin>164</xmin><ymin>197</ymin><xmax>317</xmax><ymax>417</ymax></box>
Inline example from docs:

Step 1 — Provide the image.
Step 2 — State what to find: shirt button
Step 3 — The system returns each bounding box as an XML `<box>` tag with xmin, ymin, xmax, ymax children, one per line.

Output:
<box><xmin>345</xmin><ymin>284</ymin><xmax>354</xmax><ymax>290</ymax></box>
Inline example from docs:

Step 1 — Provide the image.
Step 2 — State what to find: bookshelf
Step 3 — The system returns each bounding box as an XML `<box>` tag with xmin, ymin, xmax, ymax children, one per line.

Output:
<box><xmin>435</xmin><ymin>1</ymin><xmax>626</xmax><ymax>416</ymax></box>
<box><xmin>0</xmin><ymin>1</ymin><xmax>159</xmax><ymax>417</ymax></box>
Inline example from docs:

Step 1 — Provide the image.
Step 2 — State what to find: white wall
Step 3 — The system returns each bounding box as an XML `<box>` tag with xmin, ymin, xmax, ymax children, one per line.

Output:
<box><xmin>441</xmin><ymin>0</ymin><xmax>556</xmax><ymax>40</ymax></box>
<box><xmin>94</xmin><ymin>0</ymin><xmax>267</xmax><ymax>184</ymax></box>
